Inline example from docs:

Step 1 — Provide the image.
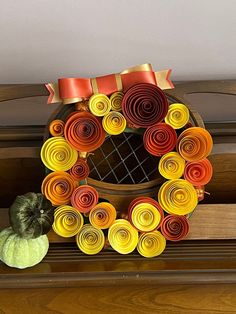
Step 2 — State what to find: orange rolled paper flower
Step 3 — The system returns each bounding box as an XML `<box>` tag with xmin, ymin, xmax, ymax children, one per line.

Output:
<box><xmin>41</xmin><ymin>171</ymin><xmax>76</xmax><ymax>206</ymax></box>
<box><xmin>64</xmin><ymin>111</ymin><xmax>105</xmax><ymax>152</ymax></box>
<box><xmin>89</xmin><ymin>202</ymin><xmax>117</xmax><ymax>229</ymax></box>
<box><xmin>143</xmin><ymin>123</ymin><xmax>177</xmax><ymax>156</ymax></box>
<box><xmin>69</xmin><ymin>159</ymin><xmax>90</xmax><ymax>181</ymax></box>
<box><xmin>122</xmin><ymin>83</ymin><xmax>169</xmax><ymax>128</ymax></box>
<box><xmin>71</xmin><ymin>185</ymin><xmax>99</xmax><ymax>213</ymax></box>
<box><xmin>177</xmin><ymin>127</ymin><xmax>213</xmax><ymax>162</ymax></box>
<box><xmin>184</xmin><ymin>158</ymin><xmax>213</xmax><ymax>186</ymax></box>
<box><xmin>49</xmin><ymin>119</ymin><xmax>65</xmax><ymax>137</ymax></box>
<box><xmin>161</xmin><ymin>215</ymin><xmax>189</xmax><ymax>241</ymax></box>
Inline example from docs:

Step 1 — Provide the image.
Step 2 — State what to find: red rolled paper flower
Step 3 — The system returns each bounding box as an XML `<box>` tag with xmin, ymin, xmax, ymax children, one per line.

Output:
<box><xmin>161</xmin><ymin>215</ymin><xmax>189</xmax><ymax>241</ymax></box>
<box><xmin>121</xmin><ymin>83</ymin><xmax>169</xmax><ymax>128</ymax></box>
<box><xmin>184</xmin><ymin>158</ymin><xmax>213</xmax><ymax>186</ymax></box>
<box><xmin>64</xmin><ymin>111</ymin><xmax>105</xmax><ymax>152</ymax></box>
<box><xmin>71</xmin><ymin>185</ymin><xmax>99</xmax><ymax>213</ymax></box>
<box><xmin>69</xmin><ymin>159</ymin><xmax>90</xmax><ymax>181</ymax></box>
<box><xmin>143</xmin><ymin>123</ymin><xmax>177</xmax><ymax>156</ymax></box>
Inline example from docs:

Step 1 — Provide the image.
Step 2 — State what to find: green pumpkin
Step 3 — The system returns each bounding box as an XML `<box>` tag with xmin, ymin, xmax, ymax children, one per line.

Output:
<box><xmin>9</xmin><ymin>192</ymin><xmax>54</xmax><ymax>239</ymax></box>
<box><xmin>0</xmin><ymin>227</ymin><xmax>49</xmax><ymax>269</ymax></box>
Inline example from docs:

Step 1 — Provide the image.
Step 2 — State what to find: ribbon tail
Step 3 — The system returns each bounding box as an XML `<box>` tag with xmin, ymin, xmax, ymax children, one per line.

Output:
<box><xmin>155</xmin><ymin>69</ymin><xmax>174</xmax><ymax>90</ymax></box>
<box><xmin>46</xmin><ymin>83</ymin><xmax>61</xmax><ymax>104</ymax></box>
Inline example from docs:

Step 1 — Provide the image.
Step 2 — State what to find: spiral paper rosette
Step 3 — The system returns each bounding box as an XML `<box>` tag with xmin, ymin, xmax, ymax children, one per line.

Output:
<box><xmin>165</xmin><ymin>103</ymin><xmax>189</xmax><ymax>129</ymax></box>
<box><xmin>177</xmin><ymin>127</ymin><xmax>213</xmax><ymax>162</ymax></box>
<box><xmin>102</xmin><ymin>111</ymin><xmax>127</xmax><ymax>135</ymax></box>
<box><xmin>158</xmin><ymin>152</ymin><xmax>185</xmax><ymax>180</ymax></box>
<box><xmin>69</xmin><ymin>159</ymin><xmax>90</xmax><ymax>181</ymax></box>
<box><xmin>64</xmin><ymin>111</ymin><xmax>106</xmax><ymax>152</ymax></box>
<box><xmin>71</xmin><ymin>185</ymin><xmax>99</xmax><ymax>213</ymax></box>
<box><xmin>53</xmin><ymin>205</ymin><xmax>84</xmax><ymax>237</ymax></box>
<box><xmin>76</xmin><ymin>224</ymin><xmax>105</xmax><ymax>255</ymax></box>
<box><xmin>89</xmin><ymin>202</ymin><xmax>116</xmax><ymax>229</ymax></box>
<box><xmin>143</xmin><ymin>123</ymin><xmax>177</xmax><ymax>156</ymax></box>
<box><xmin>49</xmin><ymin>119</ymin><xmax>65</xmax><ymax>137</ymax></box>
<box><xmin>110</xmin><ymin>92</ymin><xmax>124</xmax><ymax>111</ymax></box>
<box><xmin>108</xmin><ymin>219</ymin><xmax>139</xmax><ymax>254</ymax></box>
<box><xmin>137</xmin><ymin>231</ymin><xmax>166</xmax><ymax>258</ymax></box>
<box><xmin>88</xmin><ymin>94</ymin><xmax>111</xmax><ymax>116</ymax></box>
<box><xmin>184</xmin><ymin>158</ymin><xmax>213</xmax><ymax>186</ymax></box>
<box><xmin>161</xmin><ymin>215</ymin><xmax>189</xmax><ymax>241</ymax></box>
<box><xmin>158</xmin><ymin>179</ymin><xmax>198</xmax><ymax>215</ymax></box>
<box><xmin>41</xmin><ymin>171</ymin><xmax>76</xmax><ymax>205</ymax></box>
<box><xmin>40</xmin><ymin>137</ymin><xmax>78</xmax><ymax>172</ymax></box>
<box><xmin>122</xmin><ymin>83</ymin><xmax>169</xmax><ymax>128</ymax></box>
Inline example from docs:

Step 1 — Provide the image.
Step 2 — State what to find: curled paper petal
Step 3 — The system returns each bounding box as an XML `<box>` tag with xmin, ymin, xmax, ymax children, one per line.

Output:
<box><xmin>75</xmin><ymin>101</ymin><xmax>89</xmax><ymax>112</ymax></box>
<box><xmin>41</xmin><ymin>171</ymin><xmax>76</xmax><ymax>206</ymax></box>
<box><xmin>165</xmin><ymin>103</ymin><xmax>189</xmax><ymax>129</ymax></box>
<box><xmin>131</xmin><ymin>203</ymin><xmax>161</xmax><ymax>232</ymax></box>
<box><xmin>110</xmin><ymin>92</ymin><xmax>124</xmax><ymax>111</ymax></box>
<box><xmin>69</xmin><ymin>159</ymin><xmax>90</xmax><ymax>181</ymax></box>
<box><xmin>177</xmin><ymin>127</ymin><xmax>213</xmax><ymax>162</ymax></box>
<box><xmin>53</xmin><ymin>205</ymin><xmax>84</xmax><ymax>237</ymax></box>
<box><xmin>184</xmin><ymin>158</ymin><xmax>213</xmax><ymax>186</ymax></box>
<box><xmin>161</xmin><ymin>215</ymin><xmax>189</xmax><ymax>241</ymax></box>
<box><xmin>71</xmin><ymin>185</ymin><xmax>99</xmax><ymax>213</ymax></box>
<box><xmin>40</xmin><ymin>137</ymin><xmax>78</xmax><ymax>172</ymax></box>
<box><xmin>108</xmin><ymin>219</ymin><xmax>139</xmax><ymax>254</ymax></box>
<box><xmin>122</xmin><ymin>83</ymin><xmax>169</xmax><ymax>128</ymax></box>
<box><xmin>158</xmin><ymin>179</ymin><xmax>198</xmax><ymax>215</ymax></box>
<box><xmin>89</xmin><ymin>202</ymin><xmax>117</xmax><ymax>229</ymax></box>
<box><xmin>102</xmin><ymin>111</ymin><xmax>127</xmax><ymax>135</ymax></box>
<box><xmin>88</xmin><ymin>93</ymin><xmax>111</xmax><ymax>116</ymax></box>
<box><xmin>64</xmin><ymin>112</ymin><xmax>106</xmax><ymax>152</ymax></box>
<box><xmin>49</xmin><ymin>119</ymin><xmax>65</xmax><ymax>137</ymax></box>
<box><xmin>158</xmin><ymin>152</ymin><xmax>185</xmax><ymax>180</ymax></box>
<box><xmin>143</xmin><ymin>123</ymin><xmax>177</xmax><ymax>156</ymax></box>
<box><xmin>137</xmin><ymin>231</ymin><xmax>166</xmax><ymax>258</ymax></box>
<box><xmin>195</xmin><ymin>185</ymin><xmax>206</xmax><ymax>202</ymax></box>
<box><xmin>76</xmin><ymin>224</ymin><xmax>105</xmax><ymax>255</ymax></box>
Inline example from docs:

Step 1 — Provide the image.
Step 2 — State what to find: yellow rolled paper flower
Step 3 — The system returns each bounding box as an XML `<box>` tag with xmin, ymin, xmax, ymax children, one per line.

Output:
<box><xmin>102</xmin><ymin>111</ymin><xmax>127</xmax><ymax>135</ymax></box>
<box><xmin>89</xmin><ymin>202</ymin><xmax>117</xmax><ymax>229</ymax></box>
<box><xmin>53</xmin><ymin>205</ymin><xmax>84</xmax><ymax>237</ymax></box>
<box><xmin>108</xmin><ymin>219</ymin><xmax>139</xmax><ymax>254</ymax></box>
<box><xmin>110</xmin><ymin>92</ymin><xmax>124</xmax><ymax>111</ymax></box>
<box><xmin>131</xmin><ymin>203</ymin><xmax>161</xmax><ymax>232</ymax></box>
<box><xmin>158</xmin><ymin>152</ymin><xmax>185</xmax><ymax>180</ymax></box>
<box><xmin>76</xmin><ymin>224</ymin><xmax>105</xmax><ymax>255</ymax></box>
<box><xmin>165</xmin><ymin>103</ymin><xmax>190</xmax><ymax>129</ymax></box>
<box><xmin>137</xmin><ymin>231</ymin><xmax>166</xmax><ymax>258</ymax></box>
<box><xmin>158</xmin><ymin>179</ymin><xmax>198</xmax><ymax>215</ymax></box>
<box><xmin>40</xmin><ymin>137</ymin><xmax>78</xmax><ymax>172</ymax></box>
<box><xmin>89</xmin><ymin>93</ymin><xmax>111</xmax><ymax>116</ymax></box>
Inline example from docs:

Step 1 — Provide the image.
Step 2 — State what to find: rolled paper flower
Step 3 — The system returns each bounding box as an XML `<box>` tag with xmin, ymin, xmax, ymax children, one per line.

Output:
<box><xmin>75</xmin><ymin>101</ymin><xmax>89</xmax><ymax>112</ymax></box>
<box><xmin>108</xmin><ymin>219</ymin><xmax>139</xmax><ymax>254</ymax></box>
<box><xmin>143</xmin><ymin>123</ymin><xmax>177</xmax><ymax>156</ymax></box>
<box><xmin>76</xmin><ymin>224</ymin><xmax>105</xmax><ymax>255</ymax></box>
<box><xmin>158</xmin><ymin>179</ymin><xmax>198</xmax><ymax>215</ymax></box>
<box><xmin>177</xmin><ymin>127</ymin><xmax>213</xmax><ymax>162</ymax></box>
<box><xmin>102</xmin><ymin>111</ymin><xmax>127</xmax><ymax>135</ymax></box>
<box><xmin>122</xmin><ymin>83</ymin><xmax>169</xmax><ymax>128</ymax></box>
<box><xmin>158</xmin><ymin>152</ymin><xmax>185</xmax><ymax>180</ymax></box>
<box><xmin>110</xmin><ymin>92</ymin><xmax>124</xmax><ymax>111</ymax></box>
<box><xmin>137</xmin><ymin>231</ymin><xmax>166</xmax><ymax>258</ymax></box>
<box><xmin>64</xmin><ymin>112</ymin><xmax>106</xmax><ymax>152</ymax></box>
<box><xmin>89</xmin><ymin>94</ymin><xmax>111</xmax><ymax>116</ymax></box>
<box><xmin>165</xmin><ymin>103</ymin><xmax>190</xmax><ymax>129</ymax></box>
<box><xmin>53</xmin><ymin>205</ymin><xmax>84</xmax><ymax>237</ymax></box>
<box><xmin>69</xmin><ymin>159</ymin><xmax>90</xmax><ymax>181</ymax></box>
<box><xmin>89</xmin><ymin>202</ymin><xmax>117</xmax><ymax>229</ymax></box>
<box><xmin>195</xmin><ymin>185</ymin><xmax>207</xmax><ymax>202</ymax></box>
<box><xmin>130</xmin><ymin>203</ymin><xmax>161</xmax><ymax>232</ymax></box>
<box><xmin>41</xmin><ymin>171</ymin><xmax>76</xmax><ymax>206</ymax></box>
<box><xmin>184</xmin><ymin>158</ymin><xmax>213</xmax><ymax>186</ymax></box>
<box><xmin>161</xmin><ymin>215</ymin><xmax>189</xmax><ymax>241</ymax></box>
<box><xmin>49</xmin><ymin>119</ymin><xmax>65</xmax><ymax>137</ymax></box>
<box><xmin>71</xmin><ymin>185</ymin><xmax>99</xmax><ymax>213</ymax></box>
<box><xmin>40</xmin><ymin>137</ymin><xmax>78</xmax><ymax>172</ymax></box>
